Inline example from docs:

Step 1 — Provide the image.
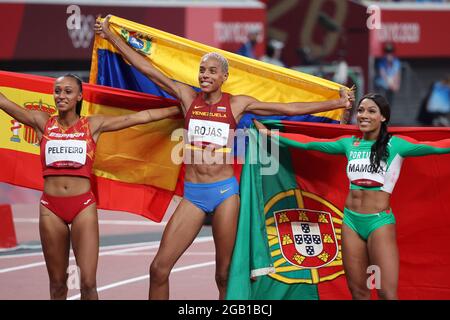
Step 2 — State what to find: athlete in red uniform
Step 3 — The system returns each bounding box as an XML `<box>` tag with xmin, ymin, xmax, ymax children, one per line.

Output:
<box><xmin>184</xmin><ymin>92</ymin><xmax>237</xmax><ymax>152</ymax></box>
<box><xmin>0</xmin><ymin>74</ymin><xmax>180</xmax><ymax>300</ymax></box>
<box><xmin>96</xmin><ymin>16</ymin><xmax>354</xmax><ymax>300</ymax></box>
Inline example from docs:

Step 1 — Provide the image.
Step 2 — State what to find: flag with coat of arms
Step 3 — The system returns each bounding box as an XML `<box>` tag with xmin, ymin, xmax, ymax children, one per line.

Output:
<box><xmin>226</xmin><ymin>119</ymin><xmax>450</xmax><ymax>300</ymax></box>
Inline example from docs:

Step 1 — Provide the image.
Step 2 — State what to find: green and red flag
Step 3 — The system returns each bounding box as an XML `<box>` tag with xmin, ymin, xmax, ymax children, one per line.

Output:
<box><xmin>227</xmin><ymin>120</ymin><xmax>450</xmax><ymax>300</ymax></box>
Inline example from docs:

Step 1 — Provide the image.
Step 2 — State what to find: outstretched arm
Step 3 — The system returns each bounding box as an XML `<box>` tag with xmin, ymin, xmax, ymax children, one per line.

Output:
<box><xmin>395</xmin><ymin>135</ymin><xmax>450</xmax><ymax>157</ymax></box>
<box><xmin>94</xmin><ymin>15</ymin><xmax>196</xmax><ymax>112</ymax></box>
<box><xmin>243</xmin><ymin>87</ymin><xmax>354</xmax><ymax>117</ymax></box>
<box><xmin>252</xmin><ymin>119</ymin><xmax>348</xmax><ymax>154</ymax></box>
<box><xmin>0</xmin><ymin>92</ymin><xmax>49</xmax><ymax>136</ymax></box>
<box><xmin>89</xmin><ymin>105</ymin><xmax>181</xmax><ymax>140</ymax></box>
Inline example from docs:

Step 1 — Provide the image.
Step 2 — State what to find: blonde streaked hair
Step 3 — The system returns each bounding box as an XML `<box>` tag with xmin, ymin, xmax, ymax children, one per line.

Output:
<box><xmin>200</xmin><ymin>52</ymin><xmax>229</xmax><ymax>74</ymax></box>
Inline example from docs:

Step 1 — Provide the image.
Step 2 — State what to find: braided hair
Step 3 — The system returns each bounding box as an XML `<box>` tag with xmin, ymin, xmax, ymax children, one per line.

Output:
<box><xmin>358</xmin><ymin>93</ymin><xmax>392</xmax><ymax>173</ymax></box>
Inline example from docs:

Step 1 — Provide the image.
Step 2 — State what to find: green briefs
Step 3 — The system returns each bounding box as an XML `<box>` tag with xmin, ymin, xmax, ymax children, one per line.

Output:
<box><xmin>343</xmin><ymin>207</ymin><xmax>396</xmax><ymax>240</ymax></box>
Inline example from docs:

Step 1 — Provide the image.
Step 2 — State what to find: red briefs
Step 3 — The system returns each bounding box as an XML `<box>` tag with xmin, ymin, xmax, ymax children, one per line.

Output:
<box><xmin>40</xmin><ymin>190</ymin><xmax>96</xmax><ymax>224</ymax></box>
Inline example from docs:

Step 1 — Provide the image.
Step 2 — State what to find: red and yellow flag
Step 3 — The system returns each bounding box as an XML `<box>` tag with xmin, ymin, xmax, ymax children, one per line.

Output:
<box><xmin>0</xmin><ymin>70</ymin><xmax>183</xmax><ymax>222</ymax></box>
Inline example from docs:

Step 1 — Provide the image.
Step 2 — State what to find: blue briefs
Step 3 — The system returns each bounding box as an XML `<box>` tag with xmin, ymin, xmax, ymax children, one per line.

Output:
<box><xmin>184</xmin><ymin>176</ymin><xmax>239</xmax><ymax>214</ymax></box>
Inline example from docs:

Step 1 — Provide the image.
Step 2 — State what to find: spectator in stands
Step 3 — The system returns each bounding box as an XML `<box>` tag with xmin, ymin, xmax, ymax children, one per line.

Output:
<box><xmin>374</xmin><ymin>43</ymin><xmax>401</xmax><ymax>107</ymax></box>
<box><xmin>333</xmin><ymin>50</ymin><xmax>349</xmax><ymax>86</ymax></box>
<box><xmin>260</xmin><ymin>39</ymin><xmax>285</xmax><ymax>67</ymax></box>
<box><xmin>417</xmin><ymin>74</ymin><xmax>450</xmax><ymax>126</ymax></box>
<box><xmin>236</xmin><ymin>27</ymin><xmax>260</xmax><ymax>59</ymax></box>
<box><xmin>296</xmin><ymin>45</ymin><xmax>326</xmax><ymax>68</ymax></box>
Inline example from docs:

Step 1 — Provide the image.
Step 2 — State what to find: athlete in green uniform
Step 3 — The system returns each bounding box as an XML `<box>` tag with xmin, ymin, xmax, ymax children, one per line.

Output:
<box><xmin>254</xmin><ymin>93</ymin><xmax>450</xmax><ymax>300</ymax></box>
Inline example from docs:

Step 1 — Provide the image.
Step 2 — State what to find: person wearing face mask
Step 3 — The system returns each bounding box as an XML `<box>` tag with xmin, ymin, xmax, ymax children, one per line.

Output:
<box><xmin>253</xmin><ymin>93</ymin><xmax>450</xmax><ymax>300</ymax></box>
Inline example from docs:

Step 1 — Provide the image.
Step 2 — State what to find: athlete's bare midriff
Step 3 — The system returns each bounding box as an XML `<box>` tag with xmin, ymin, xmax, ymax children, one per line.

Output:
<box><xmin>345</xmin><ymin>189</ymin><xmax>391</xmax><ymax>214</ymax></box>
<box><xmin>184</xmin><ymin>162</ymin><xmax>235</xmax><ymax>184</ymax></box>
<box><xmin>43</xmin><ymin>175</ymin><xmax>91</xmax><ymax>197</ymax></box>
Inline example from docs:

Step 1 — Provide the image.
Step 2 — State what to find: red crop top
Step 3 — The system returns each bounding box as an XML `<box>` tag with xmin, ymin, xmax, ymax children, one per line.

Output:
<box><xmin>40</xmin><ymin>116</ymin><xmax>96</xmax><ymax>178</ymax></box>
<box><xmin>184</xmin><ymin>92</ymin><xmax>237</xmax><ymax>152</ymax></box>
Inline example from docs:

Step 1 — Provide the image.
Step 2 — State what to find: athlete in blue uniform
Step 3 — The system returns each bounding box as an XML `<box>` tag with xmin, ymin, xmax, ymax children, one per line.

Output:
<box><xmin>95</xmin><ymin>16</ymin><xmax>354</xmax><ymax>300</ymax></box>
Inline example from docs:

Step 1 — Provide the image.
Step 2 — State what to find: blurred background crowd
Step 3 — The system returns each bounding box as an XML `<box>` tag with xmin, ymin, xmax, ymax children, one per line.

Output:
<box><xmin>0</xmin><ymin>0</ymin><xmax>449</xmax><ymax>126</ymax></box>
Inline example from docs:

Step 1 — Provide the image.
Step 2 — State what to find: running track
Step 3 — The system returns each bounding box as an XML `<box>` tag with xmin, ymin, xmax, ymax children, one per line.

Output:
<box><xmin>0</xmin><ymin>194</ymin><xmax>218</xmax><ymax>300</ymax></box>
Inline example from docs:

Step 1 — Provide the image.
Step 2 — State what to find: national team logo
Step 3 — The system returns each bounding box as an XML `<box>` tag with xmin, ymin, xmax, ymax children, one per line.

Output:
<box><xmin>274</xmin><ymin>208</ymin><xmax>338</xmax><ymax>269</ymax></box>
<box><xmin>353</xmin><ymin>139</ymin><xmax>360</xmax><ymax>147</ymax></box>
<box><xmin>23</xmin><ymin>100</ymin><xmax>56</xmax><ymax>145</ymax></box>
<box><xmin>10</xmin><ymin>120</ymin><xmax>22</xmax><ymax>143</ymax></box>
<box><xmin>121</xmin><ymin>29</ymin><xmax>152</xmax><ymax>55</ymax></box>
<box><xmin>264</xmin><ymin>189</ymin><xmax>344</xmax><ymax>285</ymax></box>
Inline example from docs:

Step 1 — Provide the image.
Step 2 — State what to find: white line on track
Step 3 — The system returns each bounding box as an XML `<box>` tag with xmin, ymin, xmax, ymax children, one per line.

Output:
<box><xmin>112</xmin><ymin>251</ymin><xmax>215</xmax><ymax>256</ymax></box>
<box><xmin>0</xmin><ymin>237</ymin><xmax>213</xmax><ymax>273</ymax></box>
<box><xmin>0</xmin><ymin>244</ymin><xmax>42</xmax><ymax>254</ymax></box>
<box><xmin>13</xmin><ymin>218</ymin><xmax>167</xmax><ymax>226</ymax></box>
<box><xmin>0</xmin><ymin>240</ymin><xmax>157</xmax><ymax>259</ymax></box>
<box><xmin>67</xmin><ymin>260</ymin><xmax>216</xmax><ymax>300</ymax></box>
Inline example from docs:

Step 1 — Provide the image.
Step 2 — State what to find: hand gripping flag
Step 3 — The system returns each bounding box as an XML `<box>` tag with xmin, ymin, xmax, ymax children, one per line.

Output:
<box><xmin>88</xmin><ymin>16</ymin><xmax>348</xmax><ymax>220</ymax></box>
<box><xmin>227</xmin><ymin>120</ymin><xmax>450</xmax><ymax>300</ymax></box>
<box><xmin>89</xmin><ymin>16</ymin><xmax>346</xmax><ymax>128</ymax></box>
<box><xmin>0</xmin><ymin>70</ymin><xmax>182</xmax><ymax>222</ymax></box>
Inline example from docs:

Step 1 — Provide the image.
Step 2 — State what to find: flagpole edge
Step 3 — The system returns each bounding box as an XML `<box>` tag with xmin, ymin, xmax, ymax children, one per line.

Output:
<box><xmin>251</xmin><ymin>267</ymin><xmax>276</xmax><ymax>278</ymax></box>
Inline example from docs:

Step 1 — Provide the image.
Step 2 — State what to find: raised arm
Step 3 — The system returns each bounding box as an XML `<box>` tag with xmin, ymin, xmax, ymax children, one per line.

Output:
<box><xmin>0</xmin><ymin>91</ymin><xmax>49</xmax><ymax>137</ymax></box>
<box><xmin>240</xmin><ymin>87</ymin><xmax>353</xmax><ymax>118</ymax></box>
<box><xmin>94</xmin><ymin>16</ymin><xmax>196</xmax><ymax>112</ymax></box>
<box><xmin>88</xmin><ymin>105</ymin><xmax>181</xmax><ymax>141</ymax></box>
<box><xmin>252</xmin><ymin>119</ymin><xmax>348</xmax><ymax>155</ymax></box>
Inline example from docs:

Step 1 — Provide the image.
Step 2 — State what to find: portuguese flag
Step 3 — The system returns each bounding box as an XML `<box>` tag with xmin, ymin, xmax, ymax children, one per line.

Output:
<box><xmin>226</xmin><ymin>120</ymin><xmax>450</xmax><ymax>300</ymax></box>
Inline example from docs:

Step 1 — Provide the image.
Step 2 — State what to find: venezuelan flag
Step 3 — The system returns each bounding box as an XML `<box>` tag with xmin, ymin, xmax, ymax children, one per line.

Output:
<box><xmin>87</xmin><ymin>16</ymin><xmax>349</xmax><ymax>221</ymax></box>
<box><xmin>0</xmin><ymin>70</ymin><xmax>182</xmax><ymax>222</ymax></box>
<box><xmin>90</xmin><ymin>15</ymin><xmax>346</xmax><ymax>128</ymax></box>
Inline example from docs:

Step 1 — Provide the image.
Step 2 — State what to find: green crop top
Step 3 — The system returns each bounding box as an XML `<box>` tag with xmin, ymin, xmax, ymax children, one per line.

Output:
<box><xmin>277</xmin><ymin>133</ymin><xmax>450</xmax><ymax>194</ymax></box>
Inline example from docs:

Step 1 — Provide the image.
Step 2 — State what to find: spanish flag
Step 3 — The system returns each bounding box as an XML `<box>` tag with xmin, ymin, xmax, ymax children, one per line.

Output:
<box><xmin>2</xmin><ymin>17</ymin><xmax>347</xmax><ymax>222</ymax></box>
<box><xmin>90</xmin><ymin>15</ymin><xmax>345</xmax><ymax>127</ymax></box>
<box><xmin>0</xmin><ymin>70</ymin><xmax>182</xmax><ymax>222</ymax></box>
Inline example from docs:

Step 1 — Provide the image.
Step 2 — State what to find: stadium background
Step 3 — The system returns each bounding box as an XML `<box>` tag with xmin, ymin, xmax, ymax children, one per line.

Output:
<box><xmin>1</xmin><ymin>0</ymin><xmax>449</xmax><ymax>300</ymax></box>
